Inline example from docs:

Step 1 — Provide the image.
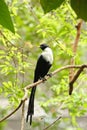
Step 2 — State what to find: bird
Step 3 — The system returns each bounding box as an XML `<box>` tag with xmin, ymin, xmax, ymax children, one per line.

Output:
<box><xmin>26</xmin><ymin>43</ymin><xmax>53</xmax><ymax>125</ymax></box>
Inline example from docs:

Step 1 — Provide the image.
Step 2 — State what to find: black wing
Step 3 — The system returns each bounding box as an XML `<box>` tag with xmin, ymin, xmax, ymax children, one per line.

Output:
<box><xmin>34</xmin><ymin>55</ymin><xmax>51</xmax><ymax>82</ymax></box>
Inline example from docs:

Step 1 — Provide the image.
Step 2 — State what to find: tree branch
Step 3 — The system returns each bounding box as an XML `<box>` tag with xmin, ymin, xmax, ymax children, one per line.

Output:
<box><xmin>25</xmin><ymin>65</ymin><xmax>84</xmax><ymax>90</ymax></box>
<box><xmin>0</xmin><ymin>64</ymin><xmax>87</xmax><ymax>123</ymax></box>
<box><xmin>69</xmin><ymin>20</ymin><xmax>83</xmax><ymax>94</ymax></box>
<box><xmin>0</xmin><ymin>100</ymin><xmax>23</xmax><ymax>123</ymax></box>
<box><xmin>21</xmin><ymin>102</ymin><xmax>25</xmax><ymax>130</ymax></box>
<box><xmin>43</xmin><ymin>116</ymin><xmax>61</xmax><ymax>130</ymax></box>
<box><xmin>69</xmin><ymin>64</ymin><xmax>86</xmax><ymax>95</ymax></box>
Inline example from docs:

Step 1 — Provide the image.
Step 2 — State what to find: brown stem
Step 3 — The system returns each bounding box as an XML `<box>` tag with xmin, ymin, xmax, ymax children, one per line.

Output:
<box><xmin>69</xmin><ymin>64</ymin><xmax>86</xmax><ymax>95</ymax></box>
<box><xmin>21</xmin><ymin>102</ymin><xmax>25</xmax><ymax>130</ymax></box>
<box><xmin>43</xmin><ymin>116</ymin><xmax>61</xmax><ymax>130</ymax></box>
<box><xmin>69</xmin><ymin>20</ymin><xmax>83</xmax><ymax>94</ymax></box>
<box><xmin>69</xmin><ymin>20</ymin><xmax>83</xmax><ymax>80</ymax></box>
<box><xmin>0</xmin><ymin>101</ymin><xmax>23</xmax><ymax>123</ymax></box>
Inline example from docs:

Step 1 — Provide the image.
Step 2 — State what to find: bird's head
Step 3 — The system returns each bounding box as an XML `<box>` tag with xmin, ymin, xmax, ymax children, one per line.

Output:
<box><xmin>40</xmin><ymin>44</ymin><xmax>49</xmax><ymax>50</ymax></box>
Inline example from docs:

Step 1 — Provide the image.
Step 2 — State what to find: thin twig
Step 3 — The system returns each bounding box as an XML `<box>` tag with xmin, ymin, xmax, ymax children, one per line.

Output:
<box><xmin>21</xmin><ymin>48</ymin><xmax>25</xmax><ymax>87</ymax></box>
<box><xmin>43</xmin><ymin>116</ymin><xmax>61</xmax><ymax>130</ymax></box>
<box><xmin>0</xmin><ymin>30</ymin><xmax>16</xmax><ymax>47</ymax></box>
<box><xmin>0</xmin><ymin>100</ymin><xmax>23</xmax><ymax>123</ymax></box>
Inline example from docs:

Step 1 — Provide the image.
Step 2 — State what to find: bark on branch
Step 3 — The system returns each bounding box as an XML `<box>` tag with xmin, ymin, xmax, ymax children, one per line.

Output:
<box><xmin>69</xmin><ymin>64</ymin><xmax>86</xmax><ymax>95</ymax></box>
<box><xmin>69</xmin><ymin>20</ymin><xmax>83</xmax><ymax>94</ymax></box>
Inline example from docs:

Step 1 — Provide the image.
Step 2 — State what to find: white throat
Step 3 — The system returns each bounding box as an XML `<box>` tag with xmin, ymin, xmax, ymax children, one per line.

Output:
<box><xmin>42</xmin><ymin>47</ymin><xmax>53</xmax><ymax>64</ymax></box>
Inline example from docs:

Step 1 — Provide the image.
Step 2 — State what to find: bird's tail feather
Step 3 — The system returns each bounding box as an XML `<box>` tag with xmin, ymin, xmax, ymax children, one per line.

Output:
<box><xmin>26</xmin><ymin>86</ymin><xmax>36</xmax><ymax>125</ymax></box>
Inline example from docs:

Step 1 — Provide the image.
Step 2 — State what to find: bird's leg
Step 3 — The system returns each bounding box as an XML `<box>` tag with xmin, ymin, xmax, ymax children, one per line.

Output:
<box><xmin>47</xmin><ymin>73</ymin><xmax>52</xmax><ymax>77</ymax></box>
<box><xmin>40</xmin><ymin>77</ymin><xmax>47</xmax><ymax>82</ymax></box>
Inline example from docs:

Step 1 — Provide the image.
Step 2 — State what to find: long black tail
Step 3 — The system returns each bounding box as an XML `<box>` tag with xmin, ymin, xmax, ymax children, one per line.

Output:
<box><xmin>26</xmin><ymin>86</ymin><xmax>36</xmax><ymax>125</ymax></box>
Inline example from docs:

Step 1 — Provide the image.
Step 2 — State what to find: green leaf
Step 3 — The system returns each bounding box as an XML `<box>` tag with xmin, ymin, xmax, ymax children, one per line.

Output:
<box><xmin>40</xmin><ymin>0</ymin><xmax>65</xmax><ymax>13</ymax></box>
<box><xmin>0</xmin><ymin>0</ymin><xmax>15</xmax><ymax>33</ymax></box>
<box><xmin>71</xmin><ymin>0</ymin><xmax>87</xmax><ymax>21</ymax></box>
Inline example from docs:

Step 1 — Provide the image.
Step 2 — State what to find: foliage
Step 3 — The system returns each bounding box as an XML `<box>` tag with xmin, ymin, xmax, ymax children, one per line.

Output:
<box><xmin>0</xmin><ymin>108</ymin><xmax>7</xmax><ymax>130</ymax></box>
<box><xmin>40</xmin><ymin>0</ymin><xmax>65</xmax><ymax>13</ymax></box>
<box><xmin>0</xmin><ymin>0</ymin><xmax>87</xmax><ymax>34</ymax></box>
<box><xmin>40</xmin><ymin>0</ymin><xmax>87</xmax><ymax>22</ymax></box>
<box><xmin>71</xmin><ymin>0</ymin><xmax>87</xmax><ymax>21</ymax></box>
<box><xmin>0</xmin><ymin>0</ymin><xmax>15</xmax><ymax>33</ymax></box>
<box><xmin>0</xmin><ymin>0</ymin><xmax>87</xmax><ymax>130</ymax></box>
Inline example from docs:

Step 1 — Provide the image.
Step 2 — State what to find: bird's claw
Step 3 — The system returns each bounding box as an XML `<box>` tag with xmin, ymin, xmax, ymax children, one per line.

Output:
<box><xmin>47</xmin><ymin>73</ymin><xmax>52</xmax><ymax>77</ymax></box>
<box><xmin>40</xmin><ymin>77</ymin><xmax>47</xmax><ymax>82</ymax></box>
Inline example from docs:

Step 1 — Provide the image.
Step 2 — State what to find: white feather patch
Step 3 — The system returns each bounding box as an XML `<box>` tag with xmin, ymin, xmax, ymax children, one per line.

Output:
<box><xmin>41</xmin><ymin>47</ymin><xmax>53</xmax><ymax>64</ymax></box>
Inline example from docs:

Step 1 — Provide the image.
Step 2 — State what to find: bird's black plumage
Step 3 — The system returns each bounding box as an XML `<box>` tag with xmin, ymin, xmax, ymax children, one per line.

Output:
<box><xmin>26</xmin><ymin>44</ymin><xmax>53</xmax><ymax>125</ymax></box>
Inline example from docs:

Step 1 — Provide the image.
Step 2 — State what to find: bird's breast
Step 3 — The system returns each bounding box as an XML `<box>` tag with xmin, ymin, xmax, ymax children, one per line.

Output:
<box><xmin>42</xmin><ymin>48</ymin><xmax>53</xmax><ymax>64</ymax></box>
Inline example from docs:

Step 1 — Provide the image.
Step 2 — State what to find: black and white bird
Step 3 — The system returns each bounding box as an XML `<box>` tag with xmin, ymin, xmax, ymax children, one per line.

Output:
<box><xmin>26</xmin><ymin>43</ymin><xmax>53</xmax><ymax>125</ymax></box>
